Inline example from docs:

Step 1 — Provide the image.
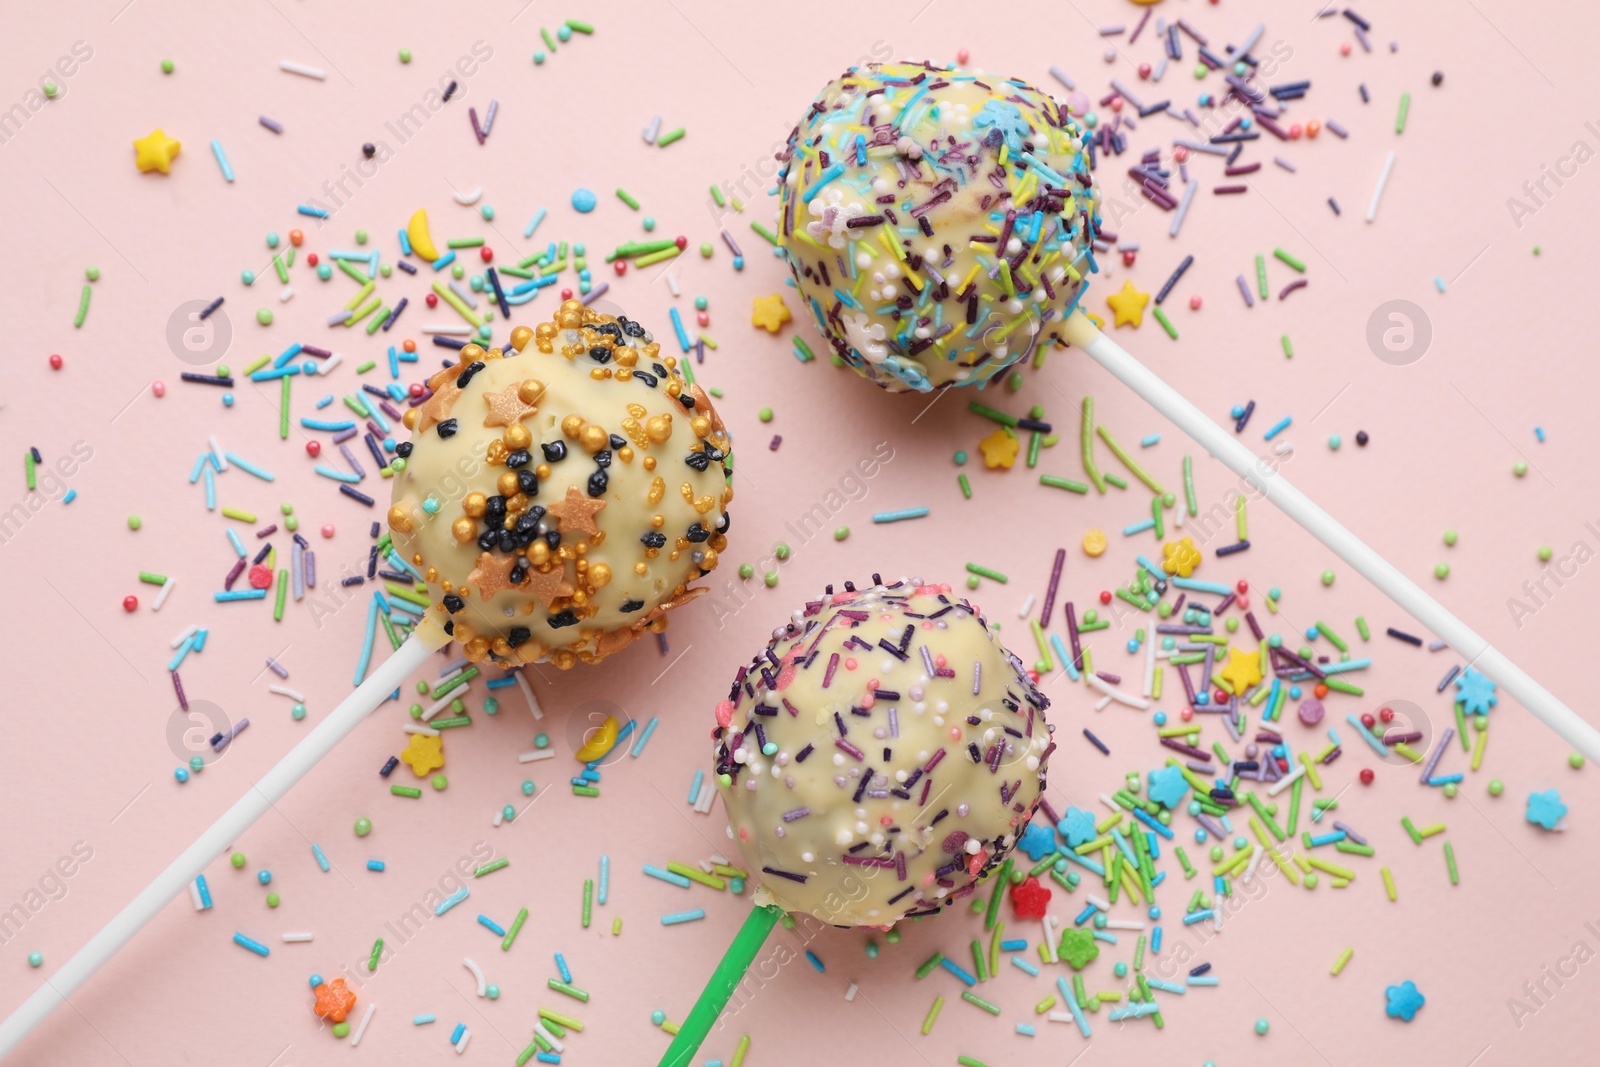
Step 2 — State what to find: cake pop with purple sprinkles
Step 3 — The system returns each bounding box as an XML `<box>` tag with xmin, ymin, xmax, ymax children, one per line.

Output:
<box><xmin>714</xmin><ymin>577</ymin><xmax>1054</xmax><ymax>926</ymax></box>
<box><xmin>777</xmin><ymin>61</ymin><xmax>1101</xmax><ymax>393</ymax></box>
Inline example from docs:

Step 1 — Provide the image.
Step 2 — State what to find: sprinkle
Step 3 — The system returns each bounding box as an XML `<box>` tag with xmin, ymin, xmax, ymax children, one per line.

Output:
<box><xmin>660</xmin><ymin>909</ymin><xmax>706</xmax><ymax>925</ymax></box>
<box><xmin>278</xmin><ymin>60</ymin><xmax>327</xmax><ymax>79</ymax></box>
<box><xmin>1367</xmin><ymin>151</ymin><xmax>1397</xmax><ymax>222</ymax></box>
<box><xmin>656</xmin><ymin>127</ymin><xmax>686</xmax><ymax>148</ymax></box>
<box><xmin>232</xmin><ymin>933</ymin><xmax>270</xmax><ymax>957</ymax></box>
<box><xmin>873</xmin><ymin>507</ymin><xmax>929</xmax><ymax>523</ymax></box>
<box><xmin>209</xmin><ymin>139</ymin><xmax>235</xmax><ymax>182</ymax></box>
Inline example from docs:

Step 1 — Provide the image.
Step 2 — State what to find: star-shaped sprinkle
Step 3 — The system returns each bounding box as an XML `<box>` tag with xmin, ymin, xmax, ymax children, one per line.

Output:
<box><xmin>401</xmin><ymin>733</ymin><xmax>444</xmax><ymax>777</ymax></box>
<box><xmin>1009</xmin><ymin>876</ymin><xmax>1052</xmax><ymax>920</ymax></box>
<box><xmin>1057</xmin><ymin>927</ymin><xmax>1100</xmax><ymax>971</ymax></box>
<box><xmin>525</xmin><ymin>563</ymin><xmax>575</xmax><ymax>609</ymax></box>
<box><xmin>1384</xmin><ymin>980</ymin><xmax>1425</xmax><ymax>1022</ymax></box>
<box><xmin>312</xmin><ymin>978</ymin><xmax>357</xmax><ymax>1023</ymax></box>
<box><xmin>468</xmin><ymin>551</ymin><xmax>521</xmax><ymax>600</ymax></box>
<box><xmin>1106</xmin><ymin>279</ymin><xmax>1150</xmax><ymax>328</ymax></box>
<box><xmin>1454</xmin><ymin>666</ymin><xmax>1498</xmax><ymax>716</ymax></box>
<box><xmin>1016</xmin><ymin>821</ymin><xmax>1058</xmax><ymax>862</ymax></box>
<box><xmin>481</xmin><ymin>382</ymin><xmax>538</xmax><ymax>427</ymax></box>
<box><xmin>545</xmin><ymin>485</ymin><xmax>608</xmax><ymax>537</ymax></box>
<box><xmin>1219</xmin><ymin>648</ymin><xmax>1263</xmax><ymax>694</ymax></box>
<box><xmin>1161</xmin><ymin>537</ymin><xmax>1200</xmax><ymax>578</ymax></box>
<box><xmin>978</xmin><ymin>428</ymin><xmax>1020</xmax><ymax>469</ymax></box>
<box><xmin>1057</xmin><ymin>806</ymin><xmax>1098</xmax><ymax>848</ymax></box>
<box><xmin>1526</xmin><ymin>789</ymin><xmax>1567</xmax><ymax>831</ymax></box>
<box><xmin>1147</xmin><ymin>765</ymin><xmax>1191</xmax><ymax>809</ymax></box>
<box><xmin>751</xmin><ymin>294</ymin><xmax>792</xmax><ymax>333</ymax></box>
<box><xmin>415</xmin><ymin>373</ymin><xmax>464</xmax><ymax>432</ymax></box>
<box><xmin>133</xmin><ymin>129</ymin><xmax>181</xmax><ymax>174</ymax></box>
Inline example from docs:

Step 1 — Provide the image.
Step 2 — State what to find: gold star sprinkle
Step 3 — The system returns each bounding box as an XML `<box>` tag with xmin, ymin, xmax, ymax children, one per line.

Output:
<box><xmin>526</xmin><ymin>564</ymin><xmax>575</xmax><ymax>609</ymax></box>
<box><xmin>468</xmin><ymin>551</ymin><xmax>521</xmax><ymax>600</ymax></box>
<box><xmin>545</xmin><ymin>485</ymin><xmax>608</xmax><ymax>538</ymax></box>
<box><xmin>751</xmin><ymin>294</ymin><xmax>792</xmax><ymax>333</ymax></box>
<box><xmin>482</xmin><ymin>382</ymin><xmax>539</xmax><ymax>427</ymax></box>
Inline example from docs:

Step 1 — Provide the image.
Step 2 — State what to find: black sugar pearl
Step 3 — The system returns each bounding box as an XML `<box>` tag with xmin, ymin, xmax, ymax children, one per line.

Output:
<box><xmin>634</xmin><ymin>372</ymin><xmax>658</xmax><ymax>387</ymax></box>
<box><xmin>1431</xmin><ymin>71</ymin><xmax>1443</xmax><ymax>86</ymax></box>
<box><xmin>362</xmin><ymin>142</ymin><xmax>376</xmax><ymax>158</ymax></box>
<box><xmin>437</xmin><ymin>418</ymin><xmax>459</xmax><ymax>438</ymax></box>
<box><xmin>508</xmin><ymin>627</ymin><xmax>531</xmax><ymax>647</ymax></box>
<box><xmin>620</xmin><ymin>317</ymin><xmax>645</xmax><ymax>337</ymax></box>
<box><xmin>455</xmin><ymin>360</ymin><xmax>487</xmax><ymax>388</ymax></box>
<box><xmin>594</xmin><ymin>450</ymin><xmax>611</xmax><ymax>468</ymax></box>
<box><xmin>620</xmin><ymin>598</ymin><xmax>645</xmax><ymax>613</ymax></box>
<box><xmin>686</xmin><ymin>523</ymin><xmax>709</xmax><ymax>543</ymax></box>
<box><xmin>442</xmin><ymin>594</ymin><xmax>464</xmax><ymax>613</ymax></box>
<box><xmin>1355</xmin><ymin>431</ymin><xmax>1369</xmax><ymax>446</ymax></box>
<box><xmin>542</xmin><ymin>441</ymin><xmax>567</xmax><ymax>462</ymax></box>
<box><xmin>640</xmin><ymin>532</ymin><xmax>666</xmax><ymax>548</ymax></box>
<box><xmin>588</xmin><ymin>346</ymin><xmax>612</xmax><ymax>364</ymax></box>
<box><xmin>509</xmin><ymin>564</ymin><xmax>527</xmax><ymax>585</ymax></box>
<box><xmin>587</xmin><ymin>470</ymin><xmax>608</xmax><ymax>496</ymax></box>
<box><xmin>486</xmin><ymin>496</ymin><xmax>507</xmax><ymax>517</ymax></box>
<box><xmin>395</xmin><ymin>441</ymin><xmax>414</xmax><ymax>458</ymax></box>
<box><xmin>507</xmin><ymin>449</ymin><xmax>532</xmax><ymax>468</ymax></box>
<box><xmin>516</xmin><ymin>470</ymin><xmax>539</xmax><ymax>495</ymax></box>
<box><xmin>609</xmin><ymin>434</ymin><xmax>626</xmax><ymax>450</ymax></box>
<box><xmin>477</xmin><ymin>531</ymin><xmax>498</xmax><ymax>551</ymax></box>
<box><xmin>544</xmin><ymin>530</ymin><xmax>562</xmax><ymax>549</ymax></box>
<box><xmin>497</xmin><ymin>530</ymin><xmax>517</xmax><ymax>552</ymax></box>
<box><xmin>685</xmin><ymin>451</ymin><xmax>711</xmax><ymax>472</ymax></box>
<box><xmin>547</xmin><ymin>610</ymin><xmax>579</xmax><ymax>629</ymax></box>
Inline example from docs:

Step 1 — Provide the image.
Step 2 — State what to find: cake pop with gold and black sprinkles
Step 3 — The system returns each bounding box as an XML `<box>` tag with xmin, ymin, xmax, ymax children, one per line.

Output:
<box><xmin>387</xmin><ymin>299</ymin><xmax>732</xmax><ymax>669</ymax></box>
<box><xmin>777</xmin><ymin>61</ymin><xmax>1101</xmax><ymax>393</ymax></box>
<box><xmin>714</xmin><ymin>577</ymin><xmax>1052</xmax><ymax>926</ymax></box>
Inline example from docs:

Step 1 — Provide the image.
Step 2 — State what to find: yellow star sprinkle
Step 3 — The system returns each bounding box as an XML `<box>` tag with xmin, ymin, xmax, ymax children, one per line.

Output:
<box><xmin>133</xmin><ymin>128</ymin><xmax>182</xmax><ymax>174</ymax></box>
<box><xmin>978</xmin><ymin>428</ymin><xmax>1021</xmax><ymax>469</ymax></box>
<box><xmin>1219</xmin><ymin>648</ymin><xmax>1264</xmax><ymax>694</ymax></box>
<box><xmin>1105</xmin><ymin>280</ymin><xmax>1150</xmax><ymax>328</ymax></box>
<box><xmin>751</xmin><ymin>294</ymin><xmax>792</xmax><ymax>333</ymax></box>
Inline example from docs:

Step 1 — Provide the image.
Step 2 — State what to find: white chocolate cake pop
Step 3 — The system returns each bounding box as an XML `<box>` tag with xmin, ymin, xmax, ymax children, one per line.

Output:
<box><xmin>714</xmin><ymin>578</ymin><xmax>1053</xmax><ymax>926</ymax></box>
<box><xmin>777</xmin><ymin>61</ymin><xmax>1101</xmax><ymax>393</ymax></box>
<box><xmin>388</xmin><ymin>300</ymin><xmax>733</xmax><ymax>669</ymax></box>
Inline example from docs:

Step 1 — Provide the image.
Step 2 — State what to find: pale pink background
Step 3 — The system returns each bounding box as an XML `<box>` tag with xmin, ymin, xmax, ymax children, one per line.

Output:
<box><xmin>4</xmin><ymin>1</ymin><xmax>1598</xmax><ymax>1065</ymax></box>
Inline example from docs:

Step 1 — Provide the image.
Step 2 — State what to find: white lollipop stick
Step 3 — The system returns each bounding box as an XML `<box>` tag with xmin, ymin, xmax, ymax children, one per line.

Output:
<box><xmin>0</xmin><ymin>628</ymin><xmax>444</xmax><ymax>1060</ymax></box>
<box><xmin>1061</xmin><ymin>311</ymin><xmax>1600</xmax><ymax>762</ymax></box>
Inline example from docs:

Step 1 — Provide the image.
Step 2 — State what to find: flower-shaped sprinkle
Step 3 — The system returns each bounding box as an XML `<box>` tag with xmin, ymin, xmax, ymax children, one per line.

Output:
<box><xmin>401</xmin><ymin>733</ymin><xmax>444</xmax><ymax>777</ymax></box>
<box><xmin>1147</xmin><ymin>765</ymin><xmax>1191</xmax><ymax>809</ymax></box>
<box><xmin>1453</xmin><ymin>666</ymin><xmax>1498</xmax><ymax>716</ymax></box>
<box><xmin>1162</xmin><ymin>537</ymin><xmax>1201</xmax><ymax>578</ymax></box>
<box><xmin>313</xmin><ymin>978</ymin><xmax>357</xmax><ymax>1024</ymax></box>
<box><xmin>1009</xmin><ymin>876</ymin><xmax>1052</xmax><ymax>920</ymax></box>
<box><xmin>1384</xmin><ymin>980</ymin><xmax>1425</xmax><ymax>1022</ymax></box>
<box><xmin>751</xmin><ymin>294</ymin><xmax>791</xmax><ymax>334</ymax></box>
<box><xmin>842</xmin><ymin>311</ymin><xmax>889</xmax><ymax>364</ymax></box>
<box><xmin>1057</xmin><ymin>807</ymin><xmax>1098</xmax><ymax>848</ymax></box>
<box><xmin>973</xmin><ymin>100</ymin><xmax>1032</xmax><ymax>153</ymax></box>
<box><xmin>1526</xmin><ymin>789</ymin><xmax>1567</xmax><ymax>831</ymax></box>
<box><xmin>1057</xmin><ymin>927</ymin><xmax>1100</xmax><ymax>971</ymax></box>
<box><xmin>979</xmin><ymin>428</ymin><xmax>1020</xmax><ymax>469</ymax></box>
<box><xmin>1016</xmin><ymin>821</ymin><xmax>1058</xmax><ymax>862</ymax></box>
<box><xmin>805</xmin><ymin>186</ymin><xmax>865</xmax><ymax>249</ymax></box>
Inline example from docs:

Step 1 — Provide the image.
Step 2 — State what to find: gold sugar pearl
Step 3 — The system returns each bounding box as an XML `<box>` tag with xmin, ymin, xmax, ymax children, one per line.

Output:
<box><xmin>504</xmin><ymin>424</ymin><xmax>532</xmax><ymax>450</ymax></box>
<box><xmin>423</xmin><ymin>566</ymin><xmax>439</xmax><ymax>582</ymax></box>
<box><xmin>402</xmin><ymin>408</ymin><xmax>419</xmax><ymax>430</ymax></box>
<box><xmin>460</xmin><ymin>343</ymin><xmax>485</xmax><ymax>362</ymax></box>
<box><xmin>634</xmin><ymin>562</ymin><xmax>648</xmax><ymax>575</ymax></box>
<box><xmin>590</xmin><ymin>563</ymin><xmax>612</xmax><ymax>588</ymax></box>
<box><xmin>561</xmin><ymin>415</ymin><xmax>585</xmax><ymax>438</ymax></box>
<box><xmin>643</xmin><ymin>456</ymin><xmax>656</xmax><ymax>471</ymax></box>
<box><xmin>536</xmin><ymin>463</ymin><xmax>552</xmax><ymax>479</ymax></box>
<box><xmin>497</xmin><ymin>471</ymin><xmax>521</xmax><ymax>497</ymax></box>
<box><xmin>518</xmin><ymin>378</ymin><xmax>546</xmax><ymax>405</ymax></box>
<box><xmin>650</xmin><ymin>513</ymin><xmax>665</xmax><ymax>528</ymax></box>
<box><xmin>590</xmin><ymin>367</ymin><xmax>609</xmax><ymax>380</ymax></box>
<box><xmin>700</xmin><ymin>547</ymin><xmax>719</xmax><ymax>571</ymax></box>
<box><xmin>579</xmin><ymin>424</ymin><xmax>609</xmax><ymax>453</ymax></box>
<box><xmin>614</xmin><ymin>348</ymin><xmax>638</xmax><ymax>367</ymax></box>
<box><xmin>690</xmin><ymin>416</ymin><xmax>712</xmax><ymax>438</ymax></box>
<box><xmin>451</xmin><ymin>518</ymin><xmax>477</xmax><ymax>543</ymax></box>
<box><xmin>463</xmin><ymin>492</ymin><xmax>487</xmax><ymax>518</ymax></box>
<box><xmin>386</xmin><ymin>505</ymin><xmax>414</xmax><ymax>533</ymax></box>
<box><xmin>529</xmin><ymin>542</ymin><xmax>551</xmax><ymax>565</ymax></box>
<box><xmin>510</xmin><ymin>325</ymin><xmax>534</xmax><ymax>351</ymax></box>
<box><xmin>645</xmin><ymin>415</ymin><xmax>673</xmax><ymax>444</ymax></box>
<box><xmin>617</xmin><ymin>446</ymin><xmax>633</xmax><ymax>463</ymax></box>
<box><xmin>465</xmin><ymin>637</ymin><xmax>491</xmax><ymax>659</ymax></box>
<box><xmin>486</xmin><ymin>440</ymin><xmax>509</xmax><ymax>464</ymax></box>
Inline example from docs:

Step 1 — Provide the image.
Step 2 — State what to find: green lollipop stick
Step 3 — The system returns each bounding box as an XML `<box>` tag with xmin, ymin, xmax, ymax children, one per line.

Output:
<box><xmin>657</xmin><ymin>902</ymin><xmax>784</xmax><ymax>1067</ymax></box>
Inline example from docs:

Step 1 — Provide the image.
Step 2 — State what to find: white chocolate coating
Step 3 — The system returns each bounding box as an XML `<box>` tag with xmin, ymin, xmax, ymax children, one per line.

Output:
<box><xmin>715</xmin><ymin>579</ymin><xmax>1052</xmax><ymax>926</ymax></box>
<box><xmin>388</xmin><ymin>301</ymin><xmax>732</xmax><ymax>669</ymax></box>
<box><xmin>778</xmin><ymin>61</ymin><xmax>1101</xmax><ymax>393</ymax></box>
